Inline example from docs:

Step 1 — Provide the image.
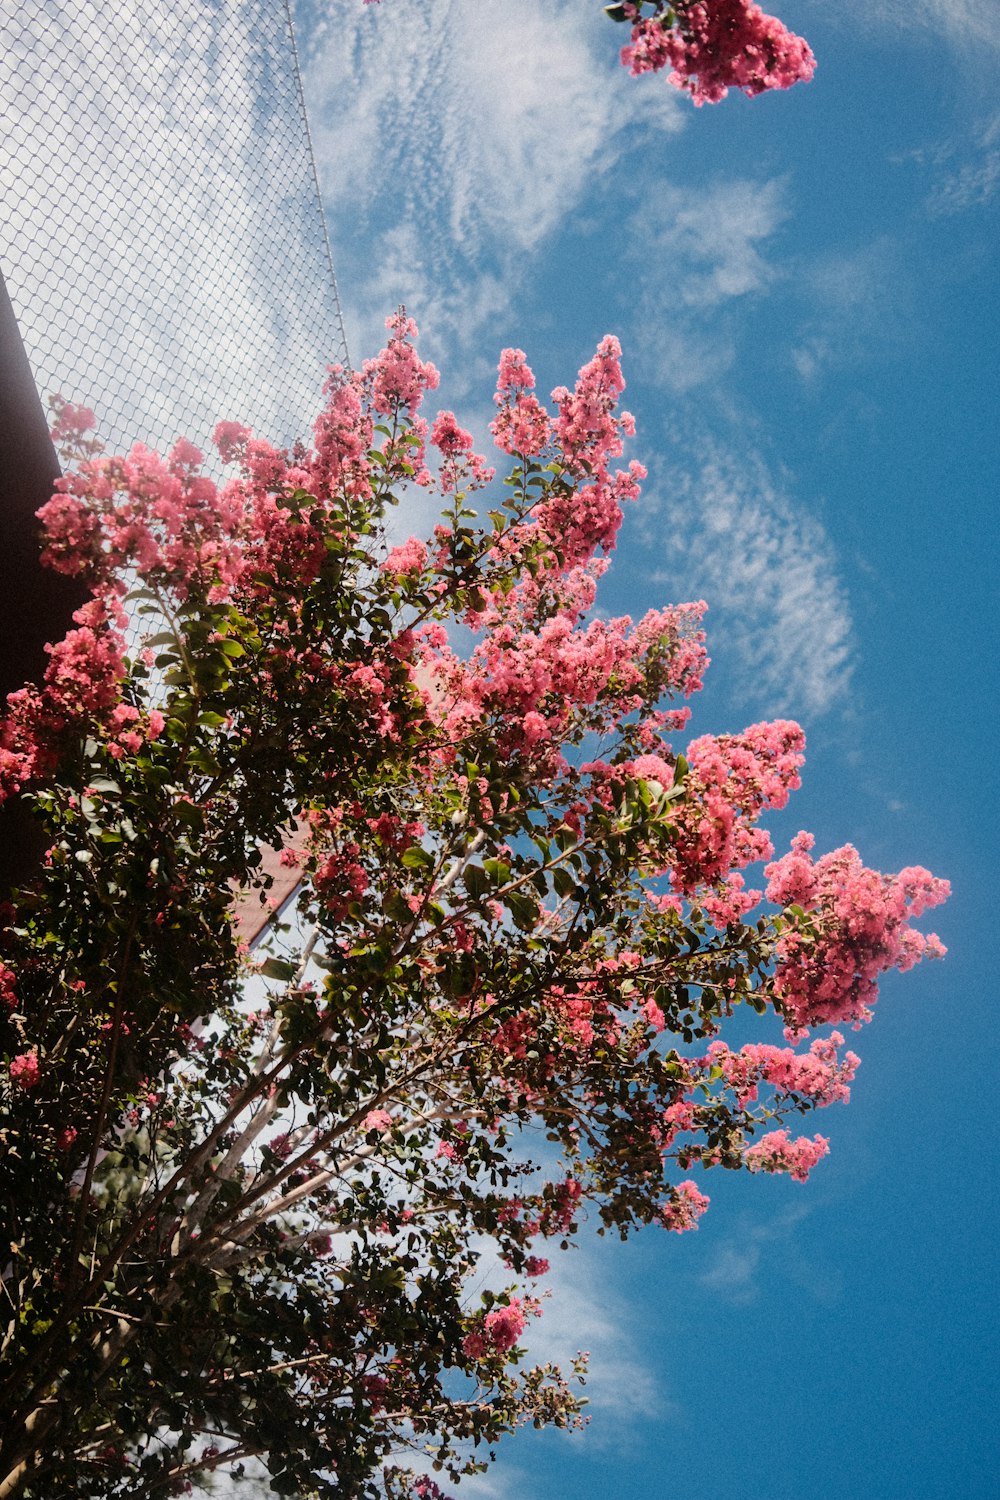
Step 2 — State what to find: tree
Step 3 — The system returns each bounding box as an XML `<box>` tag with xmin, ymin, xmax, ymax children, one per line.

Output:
<box><xmin>0</xmin><ymin>319</ymin><xmax>948</xmax><ymax>1497</ymax></box>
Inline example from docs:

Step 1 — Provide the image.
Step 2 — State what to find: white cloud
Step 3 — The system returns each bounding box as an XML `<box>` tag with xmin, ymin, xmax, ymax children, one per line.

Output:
<box><xmin>787</xmin><ymin>237</ymin><xmax>904</xmax><ymax>384</ymax></box>
<box><xmin>625</xmin><ymin>176</ymin><xmax>789</xmax><ymax>392</ymax></box>
<box><xmin>922</xmin><ymin>113</ymin><xmax>1000</xmax><ymax>215</ymax></box>
<box><xmin>639</xmin><ymin>179</ymin><xmax>790</xmax><ymax>310</ymax></box>
<box><xmin>524</xmin><ymin>1248</ymin><xmax>667</xmax><ymax>1430</ymax></box>
<box><xmin>647</xmin><ymin>448</ymin><xmax>854</xmax><ymax>719</ymax></box>
<box><xmin>299</xmin><ymin>0</ymin><xmax>684</xmax><ymax>367</ymax></box>
<box><xmin>836</xmin><ymin>0</ymin><xmax>1000</xmax><ymax>52</ymax></box>
<box><xmin>698</xmin><ymin>1204</ymin><xmax>812</xmax><ymax>1305</ymax></box>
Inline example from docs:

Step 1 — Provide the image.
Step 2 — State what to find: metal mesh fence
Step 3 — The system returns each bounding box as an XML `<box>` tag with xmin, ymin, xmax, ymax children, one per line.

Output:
<box><xmin>0</xmin><ymin>0</ymin><xmax>349</xmax><ymax>464</ymax></box>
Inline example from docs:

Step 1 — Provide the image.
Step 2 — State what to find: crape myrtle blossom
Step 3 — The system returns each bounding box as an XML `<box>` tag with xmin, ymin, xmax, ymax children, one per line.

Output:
<box><xmin>705</xmin><ymin>1033</ymin><xmax>861</xmax><ymax>1108</ymax></box>
<box><xmin>491</xmin><ymin>349</ymin><xmax>551</xmax><ymax>459</ymax></box>
<box><xmin>766</xmin><ymin>833</ymin><xmax>949</xmax><ymax>1032</ymax></box>
<box><xmin>660</xmin><ymin>1179</ymin><xmax>710</xmax><ymax>1231</ymax></box>
<box><xmin>744</xmin><ymin>1129</ymin><xmax>830</xmax><ymax>1182</ymax></box>
<box><xmin>617</xmin><ymin>0</ymin><xmax>815</xmax><ymax>105</ymax></box>
<box><xmin>0</xmin><ymin>316</ymin><xmax>947</xmax><ymax>1499</ymax></box>
<box><xmin>8</xmin><ymin>1051</ymin><xmax>40</xmax><ymax>1090</ymax></box>
<box><xmin>462</xmin><ymin>1298</ymin><xmax>530</xmax><ymax>1361</ymax></box>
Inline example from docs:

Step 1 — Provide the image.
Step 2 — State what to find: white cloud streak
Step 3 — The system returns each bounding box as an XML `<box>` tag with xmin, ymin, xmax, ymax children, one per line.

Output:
<box><xmin>921</xmin><ymin>113</ymin><xmax>1000</xmax><ymax>216</ymax></box>
<box><xmin>299</xmin><ymin>0</ymin><xmax>684</xmax><ymax>368</ymax></box>
<box><xmin>836</xmin><ymin>0</ymin><xmax>1000</xmax><ymax>52</ymax></box>
<box><xmin>647</xmin><ymin>449</ymin><xmax>854</xmax><ymax>719</ymax></box>
<box><xmin>625</xmin><ymin>176</ymin><xmax>789</xmax><ymax>393</ymax></box>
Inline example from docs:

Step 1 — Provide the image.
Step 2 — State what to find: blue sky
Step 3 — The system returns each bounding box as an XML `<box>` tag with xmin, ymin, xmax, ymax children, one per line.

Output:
<box><xmin>295</xmin><ymin>3</ymin><xmax>999</xmax><ymax>1497</ymax></box>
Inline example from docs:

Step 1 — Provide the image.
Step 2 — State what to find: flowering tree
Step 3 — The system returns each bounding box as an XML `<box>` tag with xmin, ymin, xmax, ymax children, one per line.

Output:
<box><xmin>0</xmin><ymin>317</ymin><xmax>947</xmax><ymax>1498</ymax></box>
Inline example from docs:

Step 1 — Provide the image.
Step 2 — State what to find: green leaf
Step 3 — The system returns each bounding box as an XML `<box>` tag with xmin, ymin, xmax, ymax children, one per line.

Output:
<box><xmin>257</xmin><ymin>957</ymin><xmax>297</xmax><ymax>982</ymax></box>
<box><xmin>401</xmin><ymin>845</ymin><xmax>435</xmax><ymax>870</ymax></box>
<box><xmin>463</xmin><ymin>863</ymin><xmax>491</xmax><ymax>900</ymax></box>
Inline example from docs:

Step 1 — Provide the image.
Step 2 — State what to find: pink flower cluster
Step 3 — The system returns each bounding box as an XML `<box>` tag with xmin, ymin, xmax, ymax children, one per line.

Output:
<box><xmin>429</xmin><ymin>594</ymin><xmax>707</xmax><ymax>767</ymax></box>
<box><xmin>430</xmin><ymin>411</ymin><xmax>494</xmax><ymax>494</ymax></box>
<box><xmin>0</xmin><ymin>596</ymin><xmax>127</xmax><ymax>803</ymax></box>
<box><xmin>382</xmin><ymin>536</ymin><xmax>428</xmax><ymax>577</ymax></box>
<box><xmin>0</xmin><ymin>965</ymin><xmax>16</xmax><ymax>1012</ymax></box>
<box><xmin>462</xmin><ymin>1298</ymin><xmax>527</xmax><ymax>1360</ymax></box>
<box><xmin>660</xmin><ymin>1179</ymin><xmax>710</xmax><ymax>1232</ymax></box>
<box><xmin>626</xmin><ymin>753</ymin><xmax>676</xmax><ymax>792</ymax></box>
<box><xmin>487</xmin><ymin>338</ymin><xmax>647</xmax><ymax>573</ymax></box>
<box><xmin>363</xmin><ymin>310</ymin><xmax>440</xmax><ymax>417</ymax></box>
<box><xmin>706</xmin><ymin>1032</ymin><xmax>861</xmax><ymax>1108</ymax></box>
<box><xmin>538</xmin><ymin>1176</ymin><xmax>583</xmax><ymax>1237</ymax></box>
<box><xmin>491</xmin><ymin>349</ymin><xmax>551</xmax><ymax>458</ymax></box>
<box><xmin>671</xmin><ymin>719</ymin><xmax>805</xmax><ymax>895</ymax></box>
<box><xmin>765</xmin><ymin>833</ymin><xmax>950</xmax><ymax>1031</ymax></box>
<box><xmin>743</xmin><ymin>1129</ymin><xmax>829</xmax><ymax>1182</ymax></box>
<box><xmin>550</xmin><ymin>334</ymin><xmax>633</xmax><ymax>474</ymax></box>
<box><xmin>309</xmin><ymin>370</ymin><xmax>372</xmax><ymax>497</ymax></box>
<box><xmin>39</xmin><ymin>438</ymin><xmax>246</xmax><ymax>601</ymax></box>
<box><xmin>621</xmin><ymin>0</ymin><xmax>815</xmax><ymax>106</ymax></box>
<box><xmin>48</xmin><ymin>394</ymin><xmax>100</xmax><ymax>456</ymax></box>
<box><xmin>9</xmin><ymin>1049</ymin><xmax>40</xmax><ymax>1089</ymax></box>
<box><xmin>314</xmin><ymin>846</ymin><xmax>368</xmax><ymax>922</ymax></box>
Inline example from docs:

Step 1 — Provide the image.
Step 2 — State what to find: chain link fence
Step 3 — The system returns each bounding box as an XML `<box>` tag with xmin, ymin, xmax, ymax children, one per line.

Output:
<box><xmin>0</xmin><ymin>0</ymin><xmax>349</xmax><ymax>464</ymax></box>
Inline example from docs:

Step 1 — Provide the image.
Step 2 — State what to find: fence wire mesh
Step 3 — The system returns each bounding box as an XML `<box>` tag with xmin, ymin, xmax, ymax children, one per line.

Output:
<box><xmin>0</xmin><ymin>0</ymin><xmax>349</xmax><ymax>466</ymax></box>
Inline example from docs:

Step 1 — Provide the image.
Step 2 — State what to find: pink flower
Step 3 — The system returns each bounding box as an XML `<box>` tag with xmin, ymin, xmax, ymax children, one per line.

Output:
<box><xmin>483</xmin><ymin>1300</ymin><xmax>526</xmax><ymax>1351</ymax></box>
<box><xmin>9</xmin><ymin>1050</ymin><xmax>40</xmax><ymax>1089</ymax></box>
<box><xmin>707</xmin><ymin>1033</ymin><xmax>860</xmax><ymax>1108</ymax></box>
<box><xmin>642</xmin><ymin>997</ymin><xmax>666</xmax><ymax>1033</ymax></box>
<box><xmin>744</xmin><ymin>1129</ymin><xmax>829</xmax><ymax>1182</ymax></box>
<box><xmin>48</xmin><ymin>395</ymin><xmax>98</xmax><ymax>451</ymax></box>
<box><xmin>430</xmin><ymin>411</ymin><xmax>474</xmax><ymax>456</ymax></box>
<box><xmin>463</xmin><ymin>1298</ymin><xmax>527</xmax><ymax>1360</ymax></box>
<box><xmin>765</xmin><ymin>836</ymin><xmax>949</xmax><ymax>1031</ymax></box>
<box><xmin>626</xmin><ymin>753</ymin><xmax>675</xmax><ymax>792</ymax></box>
<box><xmin>382</xmin><ymin>537</ymin><xmax>428</xmax><ymax>576</ymax></box>
<box><xmin>363</xmin><ymin>1109</ymin><xmax>393</xmax><ymax>1134</ymax></box>
<box><xmin>0</xmin><ymin>965</ymin><xmax>17</xmax><ymax>1012</ymax></box>
<box><xmin>620</xmin><ymin>0</ymin><xmax>815</xmax><ymax>106</ymax></box>
<box><xmin>364</xmin><ymin>310</ymin><xmax>439</xmax><ymax>417</ymax></box>
<box><xmin>661</xmin><ymin>1180</ymin><xmax>710</xmax><ymax>1232</ymax></box>
<box><xmin>212</xmin><ymin>420</ymin><xmax>252</xmax><ymax>463</ymax></box>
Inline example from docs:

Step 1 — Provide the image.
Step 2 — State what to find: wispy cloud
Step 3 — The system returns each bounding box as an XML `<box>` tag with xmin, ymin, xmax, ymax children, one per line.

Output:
<box><xmin>637</xmin><ymin>179</ymin><xmax>790</xmax><ymax>310</ymax></box>
<box><xmin>788</xmin><ymin>236</ymin><xmax>905</xmax><ymax>384</ymax></box>
<box><xmin>840</xmin><ymin>0</ymin><xmax>1000</xmax><ymax>52</ymax></box>
<box><xmin>699</xmin><ymin>1202</ymin><xmax>844</xmax><ymax>1307</ymax></box>
<box><xmin>299</xmin><ymin>0</ymin><xmax>684</xmax><ymax>368</ymax></box>
<box><xmin>646</xmin><ymin>448</ymin><xmax>854</xmax><ymax>719</ymax></box>
<box><xmin>625</xmin><ymin>176</ymin><xmax>790</xmax><ymax>392</ymax></box>
<box><xmin>919</xmin><ymin>113</ymin><xmax>1000</xmax><ymax>216</ymax></box>
<box><xmin>525</xmin><ymin>1248</ymin><xmax>667</xmax><ymax>1431</ymax></box>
